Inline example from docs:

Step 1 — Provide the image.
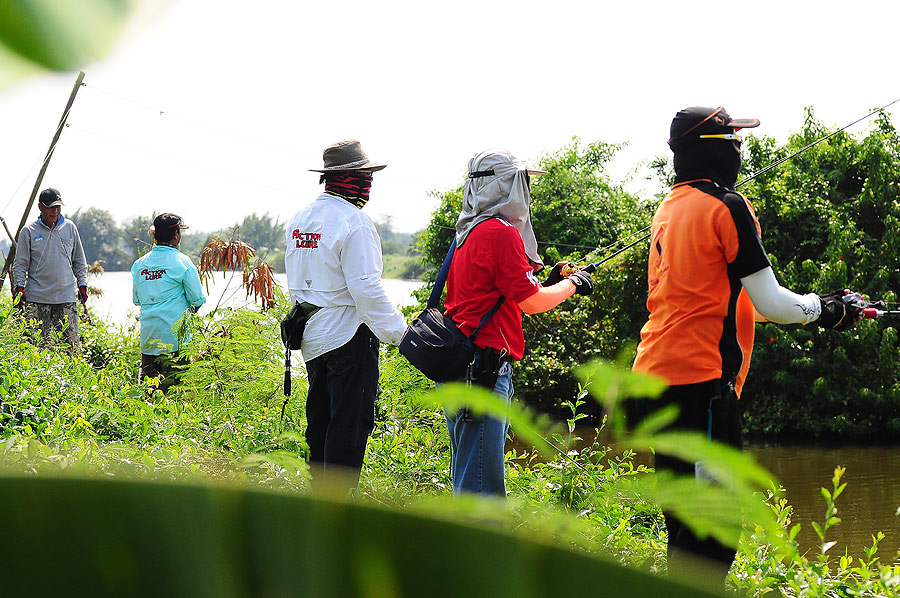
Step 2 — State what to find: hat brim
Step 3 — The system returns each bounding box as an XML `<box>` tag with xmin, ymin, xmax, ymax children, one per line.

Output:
<box><xmin>309</xmin><ymin>162</ymin><xmax>387</xmax><ymax>173</ymax></box>
<box><xmin>40</xmin><ymin>200</ymin><xmax>63</xmax><ymax>207</ymax></box>
<box><xmin>727</xmin><ymin>117</ymin><xmax>760</xmax><ymax>130</ymax></box>
<box><xmin>525</xmin><ymin>168</ymin><xmax>548</xmax><ymax>176</ymax></box>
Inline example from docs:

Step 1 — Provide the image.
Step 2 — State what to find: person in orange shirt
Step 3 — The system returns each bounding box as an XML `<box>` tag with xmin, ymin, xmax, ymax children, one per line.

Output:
<box><xmin>632</xmin><ymin>106</ymin><xmax>862</xmax><ymax>583</ymax></box>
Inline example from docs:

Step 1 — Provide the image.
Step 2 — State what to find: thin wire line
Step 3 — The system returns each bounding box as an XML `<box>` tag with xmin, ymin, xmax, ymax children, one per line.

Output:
<box><xmin>66</xmin><ymin>123</ymin><xmax>302</xmax><ymax>197</ymax></box>
<box><xmin>1</xmin><ymin>100</ymin><xmax>79</xmax><ymax>220</ymax></box>
<box><xmin>0</xmin><ymin>157</ymin><xmax>43</xmax><ymax>218</ymax></box>
<box><xmin>82</xmin><ymin>83</ymin><xmax>304</xmax><ymax>157</ymax></box>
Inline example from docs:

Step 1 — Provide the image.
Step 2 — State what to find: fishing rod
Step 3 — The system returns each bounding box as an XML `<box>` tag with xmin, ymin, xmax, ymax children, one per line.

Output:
<box><xmin>561</xmin><ymin>97</ymin><xmax>900</xmax><ymax>277</ymax></box>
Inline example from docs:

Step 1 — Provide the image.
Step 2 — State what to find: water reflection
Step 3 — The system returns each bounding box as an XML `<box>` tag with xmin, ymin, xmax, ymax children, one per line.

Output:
<box><xmin>747</xmin><ymin>442</ymin><xmax>900</xmax><ymax>559</ymax></box>
<box><xmin>509</xmin><ymin>432</ymin><xmax>900</xmax><ymax>558</ymax></box>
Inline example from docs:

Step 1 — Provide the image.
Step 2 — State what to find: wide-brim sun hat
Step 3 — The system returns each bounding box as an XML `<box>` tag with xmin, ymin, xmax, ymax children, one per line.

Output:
<box><xmin>309</xmin><ymin>139</ymin><xmax>386</xmax><ymax>173</ymax></box>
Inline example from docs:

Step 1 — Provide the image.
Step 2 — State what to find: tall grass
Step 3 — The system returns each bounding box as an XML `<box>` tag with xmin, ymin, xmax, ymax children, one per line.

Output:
<box><xmin>1</xmin><ymin>294</ymin><xmax>899</xmax><ymax>596</ymax></box>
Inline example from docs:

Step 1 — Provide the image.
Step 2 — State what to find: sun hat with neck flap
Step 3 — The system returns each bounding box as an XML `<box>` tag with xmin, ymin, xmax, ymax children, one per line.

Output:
<box><xmin>456</xmin><ymin>149</ymin><xmax>545</xmax><ymax>268</ymax></box>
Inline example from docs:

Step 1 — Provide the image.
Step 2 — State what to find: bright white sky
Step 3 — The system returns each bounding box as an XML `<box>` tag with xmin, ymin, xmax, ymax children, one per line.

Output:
<box><xmin>1</xmin><ymin>0</ymin><xmax>898</xmax><ymax>237</ymax></box>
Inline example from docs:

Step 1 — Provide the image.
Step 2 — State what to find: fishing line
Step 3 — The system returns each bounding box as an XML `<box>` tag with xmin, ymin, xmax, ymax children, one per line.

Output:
<box><xmin>573</xmin><ymin>97</ymin><xmax>900</xmax><ymax>272</ymax></box>
<box><xmin>431</xmin><ymin>222</ymin><xmax>653</xmax><ymax>255</ymax></box>
<box><xmin>736</xmin><ymin>97</ymin><xmax>900</xmax><ymax>185</ymax></box>
<box><xmin>84</xmin><ymin>83</ymin><xmax>459</xmax><ymax>199</ymax></box>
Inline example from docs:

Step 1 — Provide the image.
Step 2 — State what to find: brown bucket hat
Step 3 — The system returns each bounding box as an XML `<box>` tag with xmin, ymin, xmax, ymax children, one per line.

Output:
<box><xmin>309</xmin><ymin>139</ymin><xmax>387</xmax><ymax>173</ymax></box>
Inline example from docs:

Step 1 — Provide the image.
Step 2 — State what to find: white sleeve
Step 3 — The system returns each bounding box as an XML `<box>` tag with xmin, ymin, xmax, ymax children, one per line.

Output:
<box><xmin>342</xmin><ymin>225</ymin><xmax>407</xmax><ymax>346</ymax></box>
<box><xmin>741</xmin><ymin>267</ymin><xmax>821</xmax><ymax>325</ymax></box>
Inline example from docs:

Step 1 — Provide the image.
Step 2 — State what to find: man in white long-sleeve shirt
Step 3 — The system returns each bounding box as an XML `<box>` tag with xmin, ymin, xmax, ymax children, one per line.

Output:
<box><xmin>284</xmin><ymin>140</ymin><xmax>406</xmax><ymax>486</ymax></box>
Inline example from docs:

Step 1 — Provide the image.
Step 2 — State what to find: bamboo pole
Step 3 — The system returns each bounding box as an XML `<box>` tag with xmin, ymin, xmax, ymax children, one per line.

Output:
<box><xmin>1</xmin><ymin>70</ymin><xmax>85</xmax><ymax>291</ymax></box>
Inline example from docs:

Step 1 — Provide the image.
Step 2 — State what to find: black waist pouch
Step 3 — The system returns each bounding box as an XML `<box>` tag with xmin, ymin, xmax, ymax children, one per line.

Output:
<box><xmin>281</xmin><ymin>302</ymin><xmax>320</xmax><ymax>350</ymax></box>
<box><xmin>280</xmin><ymin>302</ymin><xmax>320</xmax><ymax>403</ymax></box>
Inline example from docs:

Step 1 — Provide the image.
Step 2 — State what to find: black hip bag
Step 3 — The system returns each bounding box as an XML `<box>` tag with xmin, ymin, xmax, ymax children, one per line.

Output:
<box><xmin>399</xmin><ymin>239</ymin><xmax>505</xmax><ymax>383</ymax></box>
<box><xmin>280</xmin><ymin>302</ymin><xmax>321</xmax><ymax>417</ymax></box>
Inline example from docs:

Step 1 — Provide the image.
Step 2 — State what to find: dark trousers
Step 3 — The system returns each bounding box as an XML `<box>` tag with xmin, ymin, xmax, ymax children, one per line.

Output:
<box><xmin>140</xmin><ymin>352</ymin><xmax>186</xmax><ymax>395</ymax></box>
<box><xmin>637</xmin><ymin>379</ymin><xmax>744</xmax><ymax>583</ymax></box>
<box><xmin>304</xmin><ymin>324</ymin><xmax>380</xmax><ymax>487</ymax></box>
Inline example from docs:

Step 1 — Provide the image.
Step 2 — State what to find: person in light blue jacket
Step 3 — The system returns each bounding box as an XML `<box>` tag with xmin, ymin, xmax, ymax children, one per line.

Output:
<box><xmin>131</xmin><ymin>213</ymin><xmax>206</xmax><ymax>392</ymax></box>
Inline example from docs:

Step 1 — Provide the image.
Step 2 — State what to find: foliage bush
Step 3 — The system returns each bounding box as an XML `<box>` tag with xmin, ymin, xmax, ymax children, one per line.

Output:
<box><xmin>739</xmin><ymin>109</ymin><xmax>900</xmax><ymax>440</ymax></box>
<box><xmin>3</xmin><ymin>290</ymin><xmax>900</xmax><ymax>595</ymax></box>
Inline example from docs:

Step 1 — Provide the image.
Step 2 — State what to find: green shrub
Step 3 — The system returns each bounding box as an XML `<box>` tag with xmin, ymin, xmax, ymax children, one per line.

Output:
<box><xmin>739</xmin><ymin>109</ymin><xmax>900</xmax><ymax>440</ymax></box>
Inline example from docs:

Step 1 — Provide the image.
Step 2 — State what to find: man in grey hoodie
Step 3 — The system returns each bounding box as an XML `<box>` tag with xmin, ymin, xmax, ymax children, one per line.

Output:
<box><xmin>12</xmin><ymin>188</ymin><xmax>88</xmax><ymax>347</ymax></box>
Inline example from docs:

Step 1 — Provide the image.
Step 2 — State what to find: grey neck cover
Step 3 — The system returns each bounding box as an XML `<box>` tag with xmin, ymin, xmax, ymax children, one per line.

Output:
<box><xmin>455</xmin><ymin>149</ymin><xmax>543</xmax><ymax>267</ymax></box>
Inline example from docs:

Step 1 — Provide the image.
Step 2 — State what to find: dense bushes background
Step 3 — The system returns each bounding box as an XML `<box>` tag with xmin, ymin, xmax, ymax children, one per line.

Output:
<box><xmin>418</xmin><ymin>113</ymin><xmax>900</xmax><ymax>439</ymax></box>
<box><xmin>739</xmin><ymin>109</ymin><xmax>900</xmax><ymax>439</ymax></box>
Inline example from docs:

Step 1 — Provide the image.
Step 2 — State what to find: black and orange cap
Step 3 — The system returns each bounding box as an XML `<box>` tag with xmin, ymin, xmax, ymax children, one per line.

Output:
<box><xmin>668</xmin><ymin>106</ymin><xmax>760</xmax><ymax>149</ymax></box>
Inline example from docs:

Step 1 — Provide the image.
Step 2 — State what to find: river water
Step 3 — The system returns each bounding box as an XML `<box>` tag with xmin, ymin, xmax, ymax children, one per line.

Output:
<box><xmin>86</xmin><ymin>271</ymin><xmax>899</xmax><ymax>558</ymax></box>
<box><xmin>87</xmin><ymin>270</ymin><xmax>423</xmax><ymax>328</ymax></box>
<box><xmin>747</xmin><ymin>442</ymin><xmax>900</xmax><ymax>559</ymax></box>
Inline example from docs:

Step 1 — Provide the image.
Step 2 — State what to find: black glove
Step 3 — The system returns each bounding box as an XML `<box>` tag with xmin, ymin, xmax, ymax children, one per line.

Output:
<box><xmin>567</xmin><ymin>270</ymin><xmax>594</xmax><ymax>296</ymax></box>
<box><xmin>78</xmin><ymin>285</ymin><xmax>88</xmax><ymax>304</ymax></box>
<box><xmin>817</xmin><ymin>289</ymin><xmax>862</xmax><ymax>331</ymax></box>
<box><xmin>542</xmin><ymin>261</ymin><xmax>571</xmax><ymax>287</ymax></box>
<box><xmin>13</xmin><ymin>286</ymin><xmax>25</xmax><ymax>307</ymax></box>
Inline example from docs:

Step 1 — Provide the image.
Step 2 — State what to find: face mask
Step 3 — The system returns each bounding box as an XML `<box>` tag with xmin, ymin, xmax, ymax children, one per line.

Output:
<box><xmin>322</xmin><ymin>171</ymin><xmax>374</xmax><ymax>208</ymax></box>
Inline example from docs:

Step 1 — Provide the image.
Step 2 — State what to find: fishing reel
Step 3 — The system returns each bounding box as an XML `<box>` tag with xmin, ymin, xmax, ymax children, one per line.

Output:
<box><xmin>841</xmin><ymin>292</ymin><xmax>900</xmax><ymax>319</ymax></box>
<box><xmin>559</xmin><ymin>262</ymin><xmax>598</xmax><ymax>278</ymax></box>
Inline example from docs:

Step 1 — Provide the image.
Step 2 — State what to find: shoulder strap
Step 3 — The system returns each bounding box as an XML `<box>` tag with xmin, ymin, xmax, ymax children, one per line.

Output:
<box><xmin>427</xmin><ymin>237</ymin><xmax>507</xmax><ymax>341</ymax></box>
<box><xmin>427</xmin><ymin>238</ymin><xmax>457</xmax><ymax>309</ymax></box>
<box><xmin>468</xmin><ymin>295</ymin><xmax>505</xmax><ymax>342</ymax></box>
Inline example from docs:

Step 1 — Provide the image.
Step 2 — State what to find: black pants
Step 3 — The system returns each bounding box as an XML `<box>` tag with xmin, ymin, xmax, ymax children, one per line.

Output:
<box><xmin>304</xmin><ymin>325</ymin><xmax>380</xmax><ymax>487</ymax></box>
<box><xmin>634</xmin><ymin>378</ymin><xmax>743</xmax><ymax>583</ymax></box>
<box><xmin>140</xmin><ymin>352</ymin><xmax>186</xmax><ymax>395</ymax></box>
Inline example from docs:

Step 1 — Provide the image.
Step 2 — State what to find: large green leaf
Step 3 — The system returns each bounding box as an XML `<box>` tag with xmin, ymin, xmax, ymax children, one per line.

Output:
<box><xmin>0</xmin><ymin>475</ymin><xmax>725</xmax><ymax>597</ymax></box>
<box><xmin>0</xmin><ymin>0</ymin><xmax>138</xmax><ymax>78</ymax></box>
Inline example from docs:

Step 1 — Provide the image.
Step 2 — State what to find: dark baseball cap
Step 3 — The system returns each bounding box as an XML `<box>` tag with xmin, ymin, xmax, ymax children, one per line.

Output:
<box><xmin>668</xmin><ymin>106</ymin><xmax>760</xmax><ymax>150</ymax></box>
<box><xmin>38</xmin><ymin>188</ymin><xmax>63</xmax><ymax>207</ymax></box>
<box><xmin>153</xmin><ymin>213</ymin><xmax>189</xmax><ymax>232</ymax></box>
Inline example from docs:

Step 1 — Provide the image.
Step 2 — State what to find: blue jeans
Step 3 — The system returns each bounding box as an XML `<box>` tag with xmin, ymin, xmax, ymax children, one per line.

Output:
<box><xmin>445</xmin><ymin>361</ymin><xmax>513</xmax><ymax>497</ymax></box>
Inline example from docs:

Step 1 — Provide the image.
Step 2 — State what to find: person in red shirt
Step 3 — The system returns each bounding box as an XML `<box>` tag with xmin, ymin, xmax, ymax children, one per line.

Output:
<box><xmin>632</xmin><ymin>106</ymin><xmax>862</xmax><ymax>583</ymax></box>
<box><xmin>444</xmin><ymin>149</ymin><xmax>594</xmax><ymax>496</ymax></box>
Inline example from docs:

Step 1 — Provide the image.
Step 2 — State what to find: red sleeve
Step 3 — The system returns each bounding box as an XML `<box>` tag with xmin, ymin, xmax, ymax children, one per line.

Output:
<box><xmin>490</xmin><ymin>225</ymin><xmax>541</xmax><ymax>302</ymax></box>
